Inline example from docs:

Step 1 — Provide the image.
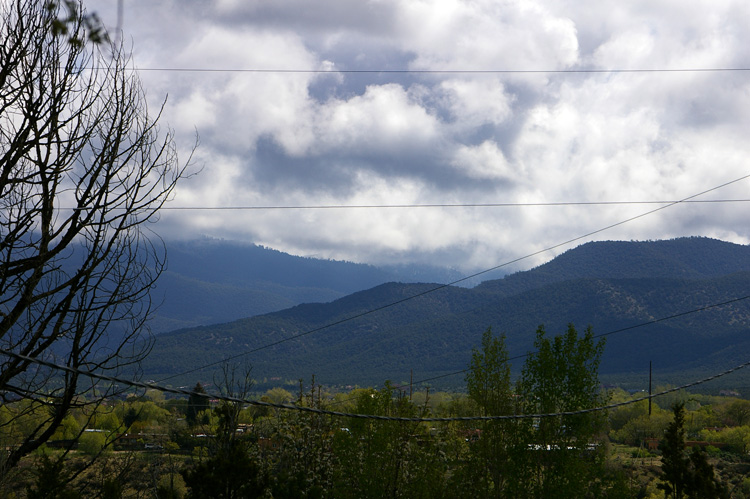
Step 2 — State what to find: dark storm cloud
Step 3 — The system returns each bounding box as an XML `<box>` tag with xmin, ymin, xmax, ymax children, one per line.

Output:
<box><xmin>213</xmin><ymin>0</ymin><xmax>399</xmax><ymax>36</ymax></box>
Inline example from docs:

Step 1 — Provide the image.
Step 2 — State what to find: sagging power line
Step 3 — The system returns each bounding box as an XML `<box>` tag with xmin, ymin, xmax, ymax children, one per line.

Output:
<box><xmin>0</xmin><ymin>346</ymin><xmax>748</xmax><ymax>422</ymax></box>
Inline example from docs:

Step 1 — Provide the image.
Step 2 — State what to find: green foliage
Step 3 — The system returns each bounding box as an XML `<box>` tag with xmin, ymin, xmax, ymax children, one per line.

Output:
<box><xmin>719</xmin><ymin>399</ymin><xmax>750</xmax><ymax>426</ymax></box>
<box><xmin>466</xmin><ymin>327</ymin><xmax>513</xmax><ymax>416</ymax></box>
<box><xmin>331</xmin><ymin>382</ymin><xmax>447</xmax><ymax>498</ymax></box>
<box><xmin>186</xmin><ymin>383</ymin><xmax>210</xmax><ymax>426</ymax></box>
<box><xmin>144</xmin><ymin>238</ymin><xmax>750</xmax><ymax>388</ymax></box>
<box><xmin>686</xmin><ymin>447</ymin><xmax>723</xmax><ymax>498</ymax></box>
<box><xmin>26</xmin><ymin>455</ymin><xmax>80</xmax><ymax>499</ymax></box>
<box><xmin>609</xmin><ymin>396</ymin><xmax>650</xmax><ymax>432</ymax></box>
<box><xmin>7</xmin><ymin>379</ymin><xmax>750</xmax><ymax>497</ymax></box>
<box><xmin>78</xmin><ymin>431</ymin><xmax>107</xmax><ymax>456</ymax></box>
<box><xmin>658</xmin><ymin>403</ymin><xmax>691</xmax><ymax>499</ymax></box>
<box><xmin>612</xmin><ymin>408</ymin><xmax>672</xmax><ymax>445</ymax></box>
<box><xmin>264</xmin><ymin>387</ymin><xmax>294</xmax><ymax>404</ymax></box>
<box><xmin>46</xmin><ymin>0</ymin><xmax>108</xmax><ymax>46</ymax></box>
<box><xmin>699</xmin><ymin>425</ymin><xmax>750</xmax><ymax>454</ymax></box>
<box><xmin>515</xmin><ymin>324</ymin><xmax>609</xmax><ymax>498</ymax></box>
<box><xmin>458</xmin><ymin>327</ymin><xmax>523</xmax><ymax>497</ymax></box>
<box><xmin>95</xmin><ymin>411</ymin><xmax>123</xmax><ymax>433</ymax></box>
<box><xmin>658</xmin><ymin>403</ymin><xmax>723</xmax><ymax>499</ymax></box>
<box><xmin>182</xmin><ymin>441</ymin><xmax>267</xmax><ymax>499</ymax></box>
<box><xmin>157</xmin><ymin>473</ymin><xmax>187</xmax><ymax>499</ymax></box>
<box><xmin>267</xmin><ymin>382</ymin><xmax>336</xmax><ymax>498</ymax></box>
<box><xmin>52</xmin><ymin>414</ymin><xmax>82</xmax><ymax>441</ymax></box>
<box><xmin>115</xmin><ymin>400</ymin><xmax>170</xmax><ymax>434</ymax></box>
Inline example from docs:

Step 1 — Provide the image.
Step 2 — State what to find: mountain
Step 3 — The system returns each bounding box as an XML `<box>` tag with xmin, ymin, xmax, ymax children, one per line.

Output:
<box><xmin>148</xmin><ymin>239</ymin><xmax>464</xmax><ymax>333</ymax></box>
<box><xmin>142</xmin><ymin>237</ymin><xmax>750</xmax><ymax>391</ymax></box>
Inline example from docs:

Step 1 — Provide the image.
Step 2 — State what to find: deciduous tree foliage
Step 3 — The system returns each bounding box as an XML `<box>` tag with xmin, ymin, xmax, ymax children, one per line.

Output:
<box><xmin>462</xmin><ymin>327</ymin><xmax>522</xmax><ymax>497</ymax></box>
<box><xmin>515</xmin><ymin>324</ymin><xmax>608</xmax><ymax>498</ymax></box>
<box><xmin>0</xmin><ymin>0</ymin><xmax>190</xmax><ymax>473</ymax></box>
<box><xmin>455</xmin><ymin>324</ymin><xmax>613</xmax><ymax>498</ymax></box>
<box><xmin>332</xmin><ymin>382</ymin><xmax>445</xmax><ymax>499</ymax></box>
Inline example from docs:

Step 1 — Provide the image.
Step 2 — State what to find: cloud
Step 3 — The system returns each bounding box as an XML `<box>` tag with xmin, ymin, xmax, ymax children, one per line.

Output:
<box><xmin>87</xmin><ymin>0</ymin><xmax>750</xmax><ymax>273</ymax></box>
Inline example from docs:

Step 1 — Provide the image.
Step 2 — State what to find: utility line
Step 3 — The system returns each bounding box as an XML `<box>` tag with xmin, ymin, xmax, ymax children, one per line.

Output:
<box><xmin>323</xmin><ymin>293</ymin><xmax>750</xmax><ymax>408</ymax></box>
<box><xmin>410</xmin><ymin>294</ymin><xmax>750</xmax><ymax>387</ymax></box>
<box><xmin>128</xmin><ymin>67</ymin><xmax>750</xmax><ymax>75</ymax></box>
<box><xmin>111</xmin><ymin>199</ymin><xmax>750</xmax><ymax>211</ymax></box>
<box><xmin>156</xmin><ymin>172</ymin><xmax>750</xmax><ymax>383</ymax></box>
<box><xmin>0</xmin><ymin>346</ymin><xmax>747</xmax><ymax>422</ymax></box>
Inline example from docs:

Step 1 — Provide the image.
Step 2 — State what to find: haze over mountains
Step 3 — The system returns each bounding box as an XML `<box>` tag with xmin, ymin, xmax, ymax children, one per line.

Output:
<box><xmin>145</xmin><ymin>237</ymin><xmax>750</xmax><ymax>391</ymax></box>
<box><xmin>150</xmin><ymin>239</ymin><xmax>465</xmax><ymax>333</ymax></box>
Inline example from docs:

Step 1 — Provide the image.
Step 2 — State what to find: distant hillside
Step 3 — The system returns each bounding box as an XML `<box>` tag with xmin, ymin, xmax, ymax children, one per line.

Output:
<box><xmin>143</xmin><ymin>237</ymin><xmax>750</xmax><ymax>390</ymax></box>
<box><xmin>475</xmin><ymin>237</ymin><xmax>750</xmax><ymax>297</ymax></box>
<box><xmin>149</xmin><ymin>239</ymin><xmax>464</xmax><ymax>332</ymax></box>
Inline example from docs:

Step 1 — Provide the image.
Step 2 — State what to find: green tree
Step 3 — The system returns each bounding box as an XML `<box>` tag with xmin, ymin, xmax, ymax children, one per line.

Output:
<box><xmin>686</xmin><ymin>447</ymin><xmax>722</xmax><ymax>499</ymax></box>
<box><xmin>658</xmin><ymin>403</ymin><xmax>690</xmax><ymax>499</ymax></box>
<box><xmin>186</xmin><ymin>383</ymin><xmax>210</xmax><ymax>426</ymax></box>
<box><xmin>52</xmin><ymin>414</ymin><xmax>82</xmax><ymax>441</ymax></box>
<box><xmin>268</xmin><ymin>376</ymin><xmax>334</xmax><ymax>498</ymax></box>
<box><xmin>720</xmin><ymin>399</ymin><xmax>750</xmax><ymax>426</ymax></box>
<box><xmin>658</xmin><ymin>403</ymin><xmax>722</xmax><ymax>499</ymax></box>
<box><xmin>332</xmin><ymin>382</ymin><xmax>446</xmax><ymax>498</ymax></box>
<box><xmin>515</xmin><ymin>324</ymin><xmax>608</xmax><ymax>498</ymax></box>
<box><xmin>46</xmin><ymin>0</ymin><xmax>108</xmax><ymax>46</ymax></box>
<box><xmin>182</xmin><ymin>441</ymin><xmax>267</xmax><ymax>499</ymax></box>
<box><xmin>466</xmin><ymin>328</ymin><xmax>514</xmax><ymax>417</ymax></box>
<box><xmin>458</xmin><ymin>327</ymin><xmax>522</xmax><ymax>498</ymax></box>
<box><xmin>78</xmin><ymin>431</ymin><xmax>107</xmax><ymax>456</ymax></box>
<box><xmin>26</xmin><ymin>454</ymin><xmax>80</xmax><ymax>499</ymax></box>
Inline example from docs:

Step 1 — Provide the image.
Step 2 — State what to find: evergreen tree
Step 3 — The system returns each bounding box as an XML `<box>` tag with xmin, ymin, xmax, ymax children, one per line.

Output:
<box><xmin>658</xmin><ymin>403</ymin><xmax>690</xmax><ymax>499</ymax></box>
<box><xmin>183</xmin><ymin>441</ymin><xmax>267</xmax><ymax>499</ymax></box>
<box><xmin>186</xmin><ymin>383</ymin><xmax>210</xmax><ymax>426</ymax></box>
<box><xmin>658</xmin><ymin>403</ymin><xmax>723</xmax><ymax>499</ymax></box>
<box><xmin>26</xmin><ymin>455</ymin><xmax>80</xmax><ymax>499</ymax></box>
<box><xmin>686</xmin><ymin>446</ymin><xmax>722</xmax><ymax>499</ymax></box>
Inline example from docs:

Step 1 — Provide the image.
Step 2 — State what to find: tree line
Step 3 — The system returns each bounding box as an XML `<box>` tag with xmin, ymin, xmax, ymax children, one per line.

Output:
<box><xmin>0</xmin><ymin>2</ymin><xmax>746</xmax><ymax>497</ymax></box>
<box><xmin>4</xmin><ymin>324</ymin><xmax>748</xmax><ymax>497</ymax></box>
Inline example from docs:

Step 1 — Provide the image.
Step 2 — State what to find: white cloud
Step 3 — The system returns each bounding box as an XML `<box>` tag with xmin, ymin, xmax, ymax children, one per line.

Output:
<box><xmin>451</xmin><ymin>141</ymin><xmax>516</xmax><ymax>181</ymax></box>
<box><xmin>312</xmin><ymin>83</ymin><xmax>441</xmax><ymax>156</ymax></box>
<box><xmin>439</xmin><ymin>78</ymin><xmax>514</xmax><ymax>127</ymax></box>
<box><xmin>394</xmin><ymin>0</ymin><xmax>579</xmax><ymax>71</ymax></box>
<box><xmin>86</xmin><ymin>0</ymin><xmax>750</xmax><ymax>273</ymax></box>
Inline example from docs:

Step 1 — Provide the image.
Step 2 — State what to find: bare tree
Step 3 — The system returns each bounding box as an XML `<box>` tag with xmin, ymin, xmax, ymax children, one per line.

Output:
<box><xmin>0</xmin><ymin>0</ymin><xmax>192</xmax><ymax>473</ymax></box>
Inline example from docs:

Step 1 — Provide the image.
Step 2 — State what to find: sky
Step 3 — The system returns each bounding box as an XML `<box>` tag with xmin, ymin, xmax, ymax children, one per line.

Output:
<box><xmin>87</xmin><ymin>0</ymin><xmax>750</xmax><ymax>275</ymax></box>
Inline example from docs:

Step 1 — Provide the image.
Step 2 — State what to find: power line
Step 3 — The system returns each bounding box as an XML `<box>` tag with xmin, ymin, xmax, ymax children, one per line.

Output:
<box><xmin>322</xmin><ymin>293</ymin><xmax>750</xmax><ymax>409</ymax></box>
<box><xmin>128</xmin><ymin>67</ymin><xmax>750</xmax><ymax>75</ymax></box>
<box><xmin>110</xmin><ymin>199</ymin><xmax>750</xmax><ymax>211</ymax></box>
<box><xmin>409</xmin><ymin>294</ymin><xmax>750</xmax><ymax>387</ymax></box>
<box><xmin>156</xmin><ymin>172</ymin><xmax>750</xmax><ymax>383</ymax></box>
<box><xmin>0</xmin><ymin>346</ymin><xmax>747</xmax><ymax>422</ymax></box>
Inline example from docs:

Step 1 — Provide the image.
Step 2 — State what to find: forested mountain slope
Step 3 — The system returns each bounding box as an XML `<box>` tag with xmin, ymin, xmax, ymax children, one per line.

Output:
<box><xmin>149</xmin><ymin>240</ymin><xmax>463</xmax><ymax>332</ymax></box>
<box><xmin>143</xmin><ymin>238</ymin><xmax>750</xmax><ymax>389</ymax></box>
<box><xmin>475</xmin><ymin>237</ymin><xmax>750</xmax><ymax>297</ymax></box>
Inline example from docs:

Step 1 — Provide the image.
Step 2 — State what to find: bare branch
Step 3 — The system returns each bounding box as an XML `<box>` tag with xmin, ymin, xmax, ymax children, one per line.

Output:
<box><xmin>0</xmin><ymin>0</ymin><xmax>194</xmax><ymax>474</ymax></box>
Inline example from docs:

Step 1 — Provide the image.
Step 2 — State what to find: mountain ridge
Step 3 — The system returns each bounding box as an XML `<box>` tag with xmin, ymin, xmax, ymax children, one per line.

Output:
<box><xmin>143</xmin><ymin>237</ymin><xmax>750</xmax><ymax>390</ymax></box>
<box><xmin>149</xmin><ymin>239</ymin><xmax>465</xmax><ymax>332</ymax></box>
